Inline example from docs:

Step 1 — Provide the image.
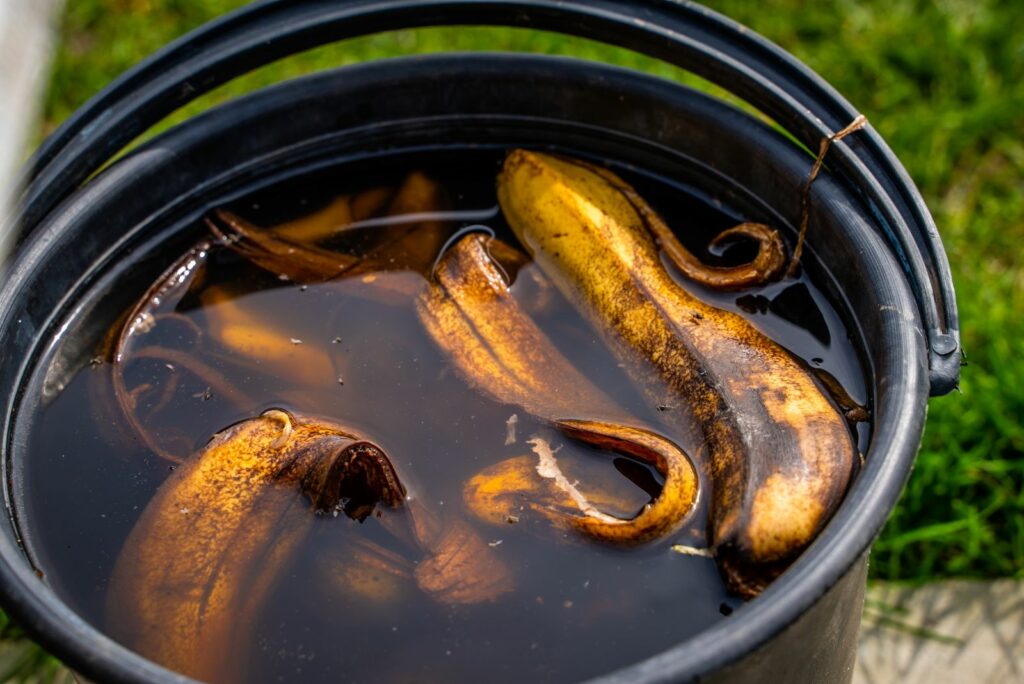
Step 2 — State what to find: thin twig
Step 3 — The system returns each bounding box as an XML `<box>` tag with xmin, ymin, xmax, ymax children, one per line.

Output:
<box><xmin>786</xmin><ymin>114</ymin><xmax>869</xmax><ymax>277</ymax></box>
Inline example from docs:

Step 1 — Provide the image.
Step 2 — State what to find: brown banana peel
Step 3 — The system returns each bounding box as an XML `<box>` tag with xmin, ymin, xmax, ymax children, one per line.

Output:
<box><xmin>418</xmin><ymin>234</ymin><xmax>699</xmax><ymax>545</ymax></box>
<box><xmin>410</xmin><ymin>513</ymin><xmax>515</xmax><ymax>604</ymax></box>
<box><xmin>558</xmin><ymin>420</ymin><xmax>699</xmax><ymax>543</ymax></box>
<box><xmin>207</xmin><ymin>171</ymin><xmax>452</xmax><ymax>286</ymax></box>
<box><xmin>112</xmin><ymin>241</ymin><xmax>234</xmax><ymax>463</ymax></box>
<box><xmin>464</xmin><ymin>422</ymin><xmax>698</xmax><ymax>545</ymax></box>
<box><xmin>199</xmin><ymin>284</ymin><xmax>338</xmax><ymax>387</ymax></box>
<box><xmin>418</xmin><ymin>234</ymin><xmax>616</xmax><ymax>420</ymax></box>
<box><xmin>108</xmin><ymin>409</ymin><xmax>510</xmax><ymax>682</ymax></box>
<box><xmin>111</xmin><ymin>173</ymin><xmax>451</xmax><ymax>462</ymax></box>
<box><xmin>317</xmin><ymin>536</ymin><xmax>414</xmax><ymax>606</ymax></box>
<box><xmin>581</xmin><ymin>162</ymin><xmax>786</xmax><ymax>290</ymax></box>
<box><xmin>107</xmin><ymin>409</ymin><xmax>402</xmax><ymax>681</ymax></box>
<box><xmin>497</xmin><ymin>149</ymin><xmax>857</xmax><ymax>596</ymax></box>
<box><xmin>270</xmin><ymin>186</ymin><xmax>392</xmax><ymax>244</ymax></box>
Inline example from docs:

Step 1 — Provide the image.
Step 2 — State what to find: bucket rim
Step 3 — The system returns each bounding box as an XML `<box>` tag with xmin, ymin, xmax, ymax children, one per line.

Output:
<box><xmin>9</xmin><ymin>0</ymin><xmax>960</xmax><ymax>396</ymax></box>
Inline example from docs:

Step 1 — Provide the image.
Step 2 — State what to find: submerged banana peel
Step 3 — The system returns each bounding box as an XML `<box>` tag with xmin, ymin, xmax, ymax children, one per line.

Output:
<box><xmin>411</xmin><ymin>514</ymin><xmax>515</xmax><ymax>604</ymax></box>
<box><xmin>498</xmin><ymin>150</ymin><xmax>856</xmax><ymax>596</ymax></box>
<box><xmin>207</xmin><ymin>171</ymin><xmax>452</xmax><ymax>285</ymax></box>
<box><xmin>112</xmin><ymin>241</ymin><xmax>242</xmax><ymax>463</ymax></box>
<box><xmin>199</xmin><ymin>284</ymin><xmax>338</xmax><ymax>387</ymax></box>
<box><xmin>465</xmin><ymin>426</ymin><xmax>698</xmax><ymax>545</ymax></box>
<box><xmin>108</xmin><ymin>409</ymin><xmax>509</xmax><ymax>681</ymax></box>
<box><xmin>418</xmin><ymin>234</ymin><xmax>698</xmax><ymax>545</ymax></box>
<box><xmin>107</xmin><ymin>410</ymin><xmax>401</xmax><ymax>681</ymax></box>
<box><xmin>270</xmin><ymin>186</ymin><xmax>392</xmax><ymax>244</ymax></box>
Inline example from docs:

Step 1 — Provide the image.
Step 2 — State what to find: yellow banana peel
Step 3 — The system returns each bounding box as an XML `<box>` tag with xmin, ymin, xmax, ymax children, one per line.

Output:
<box><xmin>107</xmin><ymin>409</ymin><xmax>404</xmax><ymax>681</ymax></box>
<box><xmin>497</xmin><ymin>149</ymin><xmax>856</xmax><ymax>596</ymax></box>
<box><xmin>108</xmin><ymin>409</ymin><xmax>510</xmax><ymax>681</ymax></box>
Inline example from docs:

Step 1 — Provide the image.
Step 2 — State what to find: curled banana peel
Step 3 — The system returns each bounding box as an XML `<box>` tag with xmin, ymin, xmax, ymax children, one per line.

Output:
<box><xmin>582</xmin><ymin>162</ymin><xmax>786</xmax><ymax>290</ymax></box>
<box><xmin>498</xmin><ymin>150</ymin><xmax>856</xmax><ymax>597</ymax></box>
<box><xmin>465</xmin><ymin>422</ymin><xmax>698</xmax><ymax>545</ymax></box>
<box><xmin>417</xmin><ymin>234</ymin><xmax>699</xmax><ymax>544</ymax></box>
<box><xmin>112</xmin><ymin>241</ymin><xmax>237</xmax><ymax>463</ymax></box>
<box><xmin>558</xmin><ymin>420</ymin><xmax>700</xmax><ymax>543</ymax></box>
<box><xmin>108</xmin><ymin>409</ymin><xmax>510</xmax><ymax>682</ymax></box>
<box><xmin>206</xmin><ymin>171</ymin><xmax>451</xmax><ymax>286</ymax></box>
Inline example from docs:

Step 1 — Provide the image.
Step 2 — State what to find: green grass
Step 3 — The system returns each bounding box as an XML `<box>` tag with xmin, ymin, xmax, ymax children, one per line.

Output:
<box><xmin>0</xmin><ymin>613</ymin><xmax>65</xmax><ymax>683</ymax></box>
<box><xmin>10</xmin><ymin>0</ymin><xmax>1024</xmax><ymax>675</ymax></box>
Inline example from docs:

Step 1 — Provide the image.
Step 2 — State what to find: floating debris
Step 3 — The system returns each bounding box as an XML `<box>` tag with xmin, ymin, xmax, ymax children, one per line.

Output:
<box><xmin>504</xmin><ymin>414</ymin><xmax>519</xmax><ymax>445</ymax></box>
<box><xmin>670</xmin><ymin>544</ymin><xmax>714</xmax><ymax>558</ymax></box>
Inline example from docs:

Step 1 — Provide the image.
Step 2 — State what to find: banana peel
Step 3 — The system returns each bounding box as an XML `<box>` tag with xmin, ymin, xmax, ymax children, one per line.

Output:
<box><xmin>111</xmin><ymin>173</ymin><xmax>450</xmax><ymax>460</ymax></box>
<box><xmin>580</xmin><ymin>163</ymin><xmax>786</xmax><ymax>290</ymax></box>
<box><xmin>270</xmin><ymin>186</ymin><xmax>391</xmax><ymax>244</ymax></box>
<box><xmin>108</xmin><ymin>409</ymin><xmax>510</xmax><ymax>682</ymax></box>
<box><xmin>464</xmin><ymin>424</ymin><xmax>698</xmax><ymax>545</ymax></box>
<box><xmin>207</xmin><ymin>171</ymin><xmax>451</xmax><ymax>285</ymax></box>
<box><xmin>418</xmin><ymin>234</ymin><xmax>698</xmax><ymax>545</ymax></box>
<box><xmin>107</xmin><ymin>410</ymin><xmax>400</xmax><ymax>681</ymax></box>
<box><xmin>409</xmin><ymin>513</ymin><xmax>514</xmax><ymax>605</ymax></box>
<box><xmin>317</xmin><ymin>536</ymin><xmax>414</xmax><ymax>606</ymax></box>
<box><xmin>112</xmin><ymin>241</ymin><xmax>240</xmax><ymax>463</ymax></box>
<box><xmin>199</xmin><ymin>284</ymin><xmax>338</xmax><ymax>388</ymax></box>
<box><xmin>497</xmin><ymin>150</ymin><xmax>856</xmax><ymax>596</ymax></box>
<box><xmin>417</xmin><ymin>233</ymin><xmax>617</xmax><ymax>420</ymax></box>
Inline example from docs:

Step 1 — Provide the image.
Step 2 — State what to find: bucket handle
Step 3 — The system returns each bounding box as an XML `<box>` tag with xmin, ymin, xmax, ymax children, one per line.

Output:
<box><xmin>10</xmin><ymin>0</ymin><xmax>960</xmax><ymax>395</ymax></box>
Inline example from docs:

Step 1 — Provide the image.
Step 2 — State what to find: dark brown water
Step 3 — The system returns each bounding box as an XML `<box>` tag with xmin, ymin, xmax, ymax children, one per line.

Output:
<box><xmin>12</xmin><ymin>149</ymin><xmax>868</xmax><ymax>683</ymax></box>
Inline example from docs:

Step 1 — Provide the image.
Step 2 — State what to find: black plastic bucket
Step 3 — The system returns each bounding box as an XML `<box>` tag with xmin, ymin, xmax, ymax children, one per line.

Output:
<box><xmin>0</xmin><ymin>2</ymin><xmax>960</xmax><ymax>682</ymax></box>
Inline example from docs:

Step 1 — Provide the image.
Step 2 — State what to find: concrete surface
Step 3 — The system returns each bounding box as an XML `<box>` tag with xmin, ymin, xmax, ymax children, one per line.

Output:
<box><xmin>2</xmin><ymin>579</ymin><xmax>1018</xmax><ymax>682</ymax></box>
<box><xmin>855</xmin><ymin>579</ymin><xmax>1023</xmax><ymax>684</ymax></box>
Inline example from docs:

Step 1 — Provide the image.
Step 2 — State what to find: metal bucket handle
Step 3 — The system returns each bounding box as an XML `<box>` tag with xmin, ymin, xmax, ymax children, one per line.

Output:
<box><xmin>11</xmin><ymin>0</ymin><xmax>960</xmax><ymax>394</ymax></box>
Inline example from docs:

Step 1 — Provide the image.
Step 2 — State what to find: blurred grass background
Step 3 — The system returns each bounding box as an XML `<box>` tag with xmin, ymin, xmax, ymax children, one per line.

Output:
<box><xmin>7</xmin><ymin>0</ymin><xmax>1024</xmax><ymax>678</ymax></box>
